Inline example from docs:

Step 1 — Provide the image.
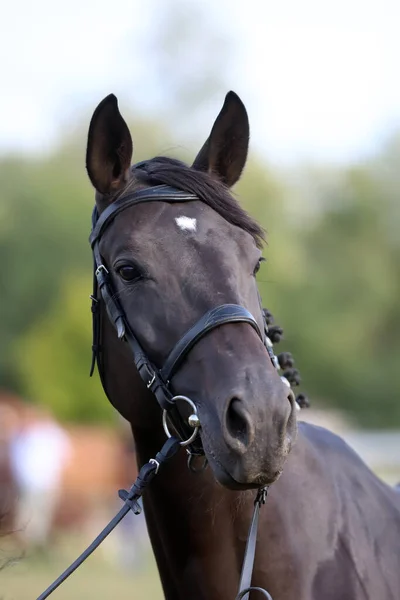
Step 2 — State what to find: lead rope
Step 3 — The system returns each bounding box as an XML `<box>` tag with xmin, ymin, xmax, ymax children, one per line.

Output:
<box><xmin>36</xmin><ymin>436</ymin><xmax>181</xmax><ymax>600</ymax></box>
<box><xmin>235</xmin><ymin>487</ymin><xmax>273</xmax><ymax>600</ymax></box>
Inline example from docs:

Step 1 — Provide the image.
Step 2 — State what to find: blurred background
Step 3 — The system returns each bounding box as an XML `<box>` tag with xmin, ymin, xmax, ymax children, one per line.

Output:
<box><xmin>1</xmin><ymin>0</ymin><xmax>399</xmax><ymax>597</ymax></box>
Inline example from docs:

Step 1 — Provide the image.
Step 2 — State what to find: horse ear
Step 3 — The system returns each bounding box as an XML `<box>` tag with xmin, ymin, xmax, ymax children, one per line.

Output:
<box><xmin>192</xmin><ymin>91</ymin><xmax>249</xmax><ymax>187</ymax></box>
<box><xmin>86</xmin><ymin>94</ymin><xmax>133</xmax><ymax>195</ymax></box>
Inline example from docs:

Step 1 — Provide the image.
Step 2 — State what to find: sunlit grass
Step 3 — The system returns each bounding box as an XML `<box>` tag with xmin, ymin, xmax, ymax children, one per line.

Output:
<box><xmin>1</xmin><ymin>534</ymin><xmax>163</xmax><ymax>600</ymax></box>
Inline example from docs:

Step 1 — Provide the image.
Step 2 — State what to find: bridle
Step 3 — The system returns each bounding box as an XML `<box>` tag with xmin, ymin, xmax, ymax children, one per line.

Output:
<box><xmin>37</xmin><ymin>181</ymin><xmax>297</xmax><ymax>600</ymax></box>
<box><xmin>89</xmin><ymin>182</ymin><xmax>295</xmax><ymax>459</ymax></box>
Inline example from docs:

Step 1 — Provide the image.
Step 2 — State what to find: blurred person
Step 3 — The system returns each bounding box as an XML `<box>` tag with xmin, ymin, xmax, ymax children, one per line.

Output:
<box><xmin>9</xmin><ymin>405</ymin><xmax>71</xmax><ymax>554</ymax></box>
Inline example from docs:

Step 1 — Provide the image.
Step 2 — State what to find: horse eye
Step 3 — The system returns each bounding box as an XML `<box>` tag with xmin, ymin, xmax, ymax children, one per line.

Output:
<box><xmin>253</xmin><ymin>257</ymin><xmax>265</xmax><ymax>276</ymax></box>
<box><xmin>117</xmin><ymin>265</ymin><xmax>142</xmax><ymax>282</ymax></box>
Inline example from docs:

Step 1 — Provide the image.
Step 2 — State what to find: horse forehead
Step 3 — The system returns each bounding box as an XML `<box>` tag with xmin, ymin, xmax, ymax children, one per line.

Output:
<box><xmin>128</xmin><ymin>201</ymin><xmax>232</xmax><ymax>239</ymax></box>
<box><xmin>104</xmin><ymin>201</ymin><xmax>244</xmax><ymax>254</ymax></box>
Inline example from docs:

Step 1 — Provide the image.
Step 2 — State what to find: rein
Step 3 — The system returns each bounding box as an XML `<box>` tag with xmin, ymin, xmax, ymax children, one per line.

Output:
<box><xmin>36</xmin><ymin>430</ymin><xmax>271</xmax><ymax>600</ymax></box>
<box><xmin>37</xmin><ymin>182</ymin><xmax>306</xmax><ymax>599</ymax></box>
<box><xmin>37</xmin><ymin>436</ymin><xmax>181</xmax><ymax>600</ymax></box>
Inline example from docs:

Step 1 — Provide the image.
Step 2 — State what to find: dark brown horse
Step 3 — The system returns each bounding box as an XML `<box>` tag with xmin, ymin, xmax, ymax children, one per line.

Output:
<box><xmin>85</xmin><ymin>91</ymin><xmax>400</xmax><ymax>599</ymax></box>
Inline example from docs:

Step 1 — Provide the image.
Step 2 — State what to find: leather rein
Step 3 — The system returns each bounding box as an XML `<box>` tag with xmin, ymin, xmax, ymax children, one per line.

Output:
<box><xmin>37</xmin><ymin>183</ymin><xmax>295</xmax><ymax>600</ymax></box>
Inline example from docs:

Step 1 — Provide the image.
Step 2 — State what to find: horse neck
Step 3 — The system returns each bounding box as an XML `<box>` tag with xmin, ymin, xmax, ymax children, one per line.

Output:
<box><xmin>131</xmin><ymin>423</ymin><xmax>253</xmax><ymax>600</ymax></box>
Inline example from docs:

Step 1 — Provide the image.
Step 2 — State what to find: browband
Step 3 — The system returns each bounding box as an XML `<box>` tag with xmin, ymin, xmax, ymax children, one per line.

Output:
<box><xmin>90</xmin><ymin>185</ymin><xmax>198</xmax><ymax>247</ymax></box>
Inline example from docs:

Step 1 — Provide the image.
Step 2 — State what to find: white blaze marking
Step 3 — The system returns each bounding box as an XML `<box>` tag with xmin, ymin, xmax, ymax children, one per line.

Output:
<box><xmin>175</xmin><ymin>216</ymin><xmax>197</xmax><ymax>232</ymax></box>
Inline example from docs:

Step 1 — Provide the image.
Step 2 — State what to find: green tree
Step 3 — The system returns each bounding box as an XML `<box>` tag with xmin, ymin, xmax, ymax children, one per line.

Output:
<box><xmin>275</xmin><ymin>158</ymin><xmax>400</xmax><ymax>428</ymax></box>
<box><xmin>14</xmin><ymin>271</ymin><xmax>113</xmax><ymax>423</ymax></box>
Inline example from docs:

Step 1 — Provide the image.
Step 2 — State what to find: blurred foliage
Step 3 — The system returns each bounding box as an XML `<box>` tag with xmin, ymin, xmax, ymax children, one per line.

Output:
<box><xmin>14</xmin><ymin>272</ymin><xmax>113</xmax><ymax>423</ymax></box>
<box><xmin>1</xmin><ymin>110</ymin><xmax>399</xmax><ymax>428</ymax></box>
<box><xmin>0</xmin><ymin>155</ymin><xmax>88</xmax><ymax>390</ymax></box>
<box><xmin>0</xmin><ymin>116</ymin><xmax>175</xmax><ymax>420</ymax></box>
<box><xmin>265</xmin><ymin>158</ymin><xmax>400</xmax><ymax>428</ymax></box>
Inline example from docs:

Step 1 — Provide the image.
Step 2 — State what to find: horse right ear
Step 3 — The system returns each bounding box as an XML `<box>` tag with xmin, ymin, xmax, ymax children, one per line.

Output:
<box><xmin>86</xmin><ymin>94</ymin><xmax>133</xmax><ymax>196</ymax></box>
<box><xmin>192</xmin><ymin>91</ymin><xmax>249</xmax><ymax>188</ymax></box>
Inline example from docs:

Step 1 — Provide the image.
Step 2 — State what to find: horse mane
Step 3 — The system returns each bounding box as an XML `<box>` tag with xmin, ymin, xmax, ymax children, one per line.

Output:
<box><xmin>132</xmin><ymin>157</ymin><xmax>266</xmax><ymax>249</ymax></box>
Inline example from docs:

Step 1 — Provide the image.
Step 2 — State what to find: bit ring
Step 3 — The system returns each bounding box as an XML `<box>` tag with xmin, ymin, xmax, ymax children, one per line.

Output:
<box><xmin>162</xmin><ymin>395</ymin><xmax>200</xmax><ymax>446</ymax></box>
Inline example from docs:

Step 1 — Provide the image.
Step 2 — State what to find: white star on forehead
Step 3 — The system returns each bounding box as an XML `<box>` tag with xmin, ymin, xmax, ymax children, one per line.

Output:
<box><xmin>175</xmin><ymin>216</ymin><xmax>197</xmax><ymax>232</ymax></box>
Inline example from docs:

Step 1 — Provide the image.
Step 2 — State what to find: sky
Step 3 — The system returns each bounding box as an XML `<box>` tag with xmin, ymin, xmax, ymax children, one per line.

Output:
<box><xmin>1</xmin><ymin>0</ymin><xmax>400</xmax><ymax>166</ymax></box>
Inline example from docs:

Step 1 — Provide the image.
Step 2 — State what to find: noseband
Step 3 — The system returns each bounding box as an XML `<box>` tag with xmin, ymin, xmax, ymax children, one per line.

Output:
<box><xmin>89</xmin><ymin>183</ymin><xmax>292</xmax><ymax>456</ymax></box>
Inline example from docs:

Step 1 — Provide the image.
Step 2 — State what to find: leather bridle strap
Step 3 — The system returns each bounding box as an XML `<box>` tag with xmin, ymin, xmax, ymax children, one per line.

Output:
<box><xmin>89</xmin><ymin>184</ymin><xmax>198</xmax><ymax>247</ymax></box>
<box><xmin>90</xmin><ymin>184</ymin><xmax>265</xmax><ymax>417</ymax></box>
<box><xmin>92</xmin><ymin>240</ymin><xmax>174</xmax><ymax>410</ymax></box>
<box><xmin>94</xmin><ymin>246</ymin><xmax>262</xmax><ymax>410</ymax></box>
<box><xmin>235</xmin><ymin>487</ymin><xmax>273</xmax><ymax>600</ymax></box>
<box><xmin>161</xmin><ymin>304</ymin><xmax>262</xmax><ymax>382</ymax></box>
<box><xmin>89</xmin><ymin>182</ymin><xmax>273</xmax><ymax>456</ymax></box>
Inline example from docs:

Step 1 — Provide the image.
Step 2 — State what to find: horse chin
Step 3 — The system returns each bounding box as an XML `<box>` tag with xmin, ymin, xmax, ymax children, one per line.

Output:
<box><xmin>205</xmin><ymin>449</ymin><xmax>282</xmax><ymax>491</ymax></box>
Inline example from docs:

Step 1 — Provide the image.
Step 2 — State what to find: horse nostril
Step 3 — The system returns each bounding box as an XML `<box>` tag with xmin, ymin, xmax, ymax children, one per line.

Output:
<box><xmin>225</xmin><ymin>397</ymin><xmax>253</xmax><ymax>448</ymax></box>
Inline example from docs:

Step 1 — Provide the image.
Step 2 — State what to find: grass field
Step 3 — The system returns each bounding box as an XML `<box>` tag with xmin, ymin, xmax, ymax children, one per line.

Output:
<box><xmin>1</xmin><ymin>534</ymin><xmax>164</xmax><ymax>600</ymax></box>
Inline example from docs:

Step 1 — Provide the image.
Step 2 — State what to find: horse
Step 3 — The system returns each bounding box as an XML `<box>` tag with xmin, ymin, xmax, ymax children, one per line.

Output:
<box><xmin>85</xmin><ymin>90</ymin><xmax>400</xmax><ymax>599</ymax></box>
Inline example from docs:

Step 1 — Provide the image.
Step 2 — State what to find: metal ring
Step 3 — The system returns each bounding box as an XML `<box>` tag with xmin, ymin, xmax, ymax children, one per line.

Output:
<box><xmin>162</xmin><ymin>395</ymin><xmax>200</xmax><ymax>446</ymax></box>
<box><xmin>236</xmin><ymin>587</ymin><xmax>273</xmax><ymax>600</ymax></box>
<box><xmin>187</xmin><ymin>453</ymin><xmax>208</xmax><ymax>473</ymax></box>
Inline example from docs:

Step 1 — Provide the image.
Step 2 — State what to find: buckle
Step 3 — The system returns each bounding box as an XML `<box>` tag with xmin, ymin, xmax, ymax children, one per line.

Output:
<box><xmin>118</xmin><ymin>489</ymin><xmax>142</xmax><ymax>514</ymax></box>
<box><xmin>255</xmin><ymin>486</ymin><xmax>268</xmax><ymax>506</ymax></box>
<box><xmin>95</xmin><ymin>264</ymin><xmax>109</xmax><ymax>277</ymax></box>
<box><xmin>138</xmin><ymin>362</ymin><xmax>156</xmax><ymax>389</ymax></box>
<box><xmin>146</xmin><ymin>372</ymin><xmax>156</xmax><ymax>389</ymax></box>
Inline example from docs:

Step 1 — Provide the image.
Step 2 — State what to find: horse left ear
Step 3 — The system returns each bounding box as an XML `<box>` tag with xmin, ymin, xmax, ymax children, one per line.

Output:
<box><xmin>86</xmin><ymin>94</ymin><xmax>133</xmax><ymax>196</ymax></box>
<box><xmin>192</xmin><ymin>91</ymin><xmax>249</xmax><ymax>187</ymax></box>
